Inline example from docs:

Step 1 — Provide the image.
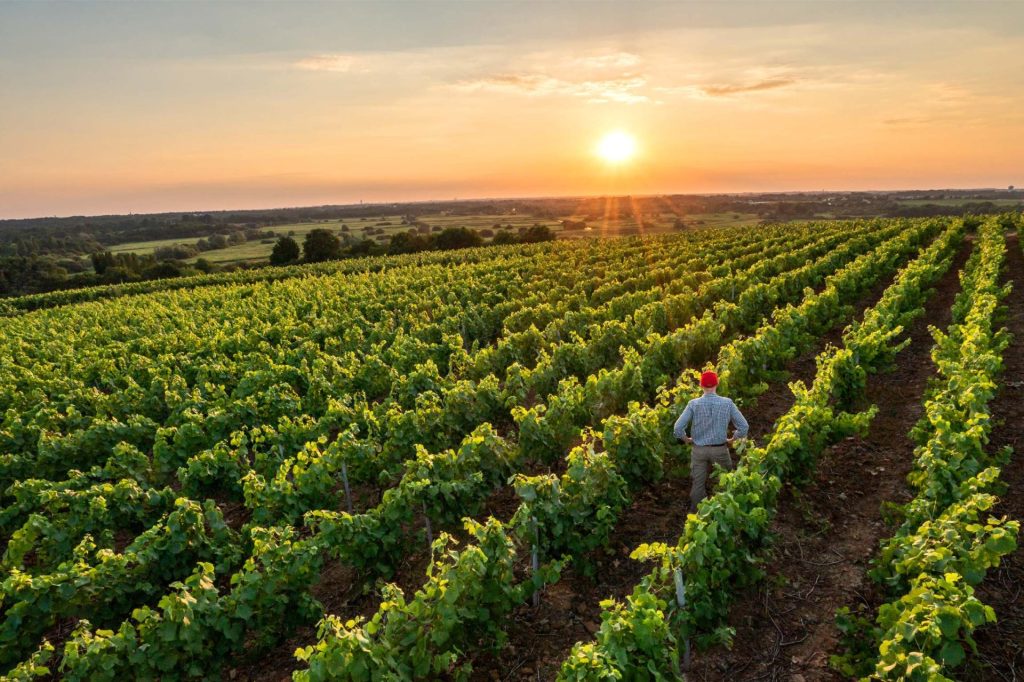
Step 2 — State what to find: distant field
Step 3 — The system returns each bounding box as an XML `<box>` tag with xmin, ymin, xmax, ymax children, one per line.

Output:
<box><xmin>97</xmin><ymin>211</ymin><xmax>765</xmax><ymax>265</ymax></box>
<box><xmin>188</xmin><ymin>214</ymin><xmax>550</xmax><ymax>264</ymax></box>
<box><xmin>558</xmin><ymin>211</ymin><xmax>760</xmax><ymax>238</ymax></box>
<box><xmin>897</xmin><ymin>198</ymin><xmax>1024</xmax><ymax>207</ymax></box>
<box><xmin>108</xmin><ymin>235</ymin><xmax>203</xmax><ymax>255</ymax></box>
<box><xmin>189</xmin><ymin>217</ymin><xmax>405</xmax><ymax>264</ymax></box>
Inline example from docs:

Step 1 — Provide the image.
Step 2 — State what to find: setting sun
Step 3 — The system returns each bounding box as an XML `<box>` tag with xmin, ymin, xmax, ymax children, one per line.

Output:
<box><xmin>596</xmin><ymin>131</ymin><xmax>637</xmax><ymax>164</ymax></box>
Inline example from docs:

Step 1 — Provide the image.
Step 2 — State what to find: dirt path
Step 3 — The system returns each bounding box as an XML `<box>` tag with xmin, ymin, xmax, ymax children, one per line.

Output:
<box><xmin>689</xmin><ymin>240</ymin><xmax>971</xmax><ymax>682</ymax></box>
<box><xmin>467</xmin><ymin>245</ymin><xmax>939</xmax><ymax>681</ymax></box>
<box><xmin>967</xmin><ymin>232</ymin><xmax>1024</xmax><ymax>681</ymax></box>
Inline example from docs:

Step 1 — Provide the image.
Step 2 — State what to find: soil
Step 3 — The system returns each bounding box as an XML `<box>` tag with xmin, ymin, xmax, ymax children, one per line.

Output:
<box><xmin>687</xmin><ymin>240</ymin><xmax>970</xmax><ymax>681</ymax></box>
<box><xmin>967</xmin><ymin>232</ymin><xmax>1024</xmax><ymax>681</ymax></box>
<box><xmin>464</xmin><ymin>244</ymin><xmax>946</xmax><ymax>682</ymax></box>
<box><xmin>235</xmin><ymin>473</ymin><xmax>527</xmax><ymax>680</ymax></box>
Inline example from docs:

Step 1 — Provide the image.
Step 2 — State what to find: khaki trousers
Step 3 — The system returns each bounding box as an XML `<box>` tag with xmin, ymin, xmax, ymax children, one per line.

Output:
<box><xmin>689</xmin><ymin>445</ymin><xmax>732</xmax><ymax>511</ymax></box>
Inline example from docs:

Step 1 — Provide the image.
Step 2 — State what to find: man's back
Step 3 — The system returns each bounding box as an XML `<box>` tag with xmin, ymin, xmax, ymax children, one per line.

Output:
<box><xmin>673</xmin><ymin>392</ymin><xmax>749</xmax><ymax>446</ymax></box>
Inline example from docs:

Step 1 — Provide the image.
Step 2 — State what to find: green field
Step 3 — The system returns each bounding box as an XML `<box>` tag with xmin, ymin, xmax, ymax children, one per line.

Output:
<box><xmin>189</xmin><ymin>211</ymin><xmax>764</xmax><ymax>263</ymax></box>
<box><xmin>187</xmin><ymin>214</ymin><xmax>550</xmax><ymax>264</ymax></box>
<box><xmin>6</xmin><ymin>216</ymin><xmax>1021</xmax><ymax>681</ymax></box>
<box><xmin>897</xmin><ymin>198</ymin><xmax>1024</xmax><ymax>207</ymax></box>
<box><xmin>98</xmin><ymin>211</ymin><xmax>764</xmax><ymax>266</ymax></box>
<box><xmin>188</xmin><ymin>218</ymin><xmax>405</xmax><ymax>264</ymax></box>
<box><xmin>108</xmin><ymin>235</ymin><xmax>204</xmax><ymax>256</ymax></box>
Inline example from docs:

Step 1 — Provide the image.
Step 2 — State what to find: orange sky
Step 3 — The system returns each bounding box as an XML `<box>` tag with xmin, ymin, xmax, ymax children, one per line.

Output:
<box><xmin>1</xmin><ymin>2</ymin><xmax>1022</xmax><ymax>218</ymax></box>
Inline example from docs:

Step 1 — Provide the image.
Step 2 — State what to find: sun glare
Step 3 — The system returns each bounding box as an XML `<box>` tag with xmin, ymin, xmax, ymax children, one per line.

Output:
<box><xmin>596</xmin><ymin>131</ymin><xmax>637</xmax><ymax>164</ymax></box>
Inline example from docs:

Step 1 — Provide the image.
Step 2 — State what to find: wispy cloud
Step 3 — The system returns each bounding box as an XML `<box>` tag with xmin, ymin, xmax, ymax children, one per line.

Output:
<box><xmin>455</xmin><ymin>73</ymin><xmax>649</xmax><ymax>104</ymax></box>
<box><xmin>449</xmin><ymin>49</ymin><xmax>650</xmax><ymax>104</ymax></box>
<box><xmin>882</xmin><ymin>116</ymin><xmax>935</xmax><ymax>126</ymax></box>
<box><xmin>293</xmin><ymin>54</ymin><xmax>362</xmax><ymax>72</ymax></box>
<box><xmin>568</xmin><ymin>51</ymin><xmax>643</xmax><ymax>70</ymax></box>
<box><xmin>698</xmin><ymin>77</ymin><xmax>797</xmax><ymax>97</ymax></box>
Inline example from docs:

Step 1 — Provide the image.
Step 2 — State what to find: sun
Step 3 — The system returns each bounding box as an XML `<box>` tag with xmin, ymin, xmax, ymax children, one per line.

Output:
<box><xmin>596</xmin><ymin>130</ymin><xmax>637</xmax><ymax>164</ymax></box>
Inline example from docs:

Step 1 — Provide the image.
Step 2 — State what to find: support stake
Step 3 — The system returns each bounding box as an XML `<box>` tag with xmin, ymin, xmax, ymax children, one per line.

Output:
<box><xmin>340</xmin><ymin>461</ymin><xmax>353</xmax><ymax>514</ymax></box>
<box><xmin>531</xmin><ymin>516</ymin><xmax>541</xmax><ymax>607</ymax></box>
<box><xmin>423</xmin><ymin>502</ymin><xmax>433</xmax><ymax>548</ymax></box>
<box><xmin>673</xmin><ymin>567</ymin><xmax>692</xmax><ymax>672</ymax></box>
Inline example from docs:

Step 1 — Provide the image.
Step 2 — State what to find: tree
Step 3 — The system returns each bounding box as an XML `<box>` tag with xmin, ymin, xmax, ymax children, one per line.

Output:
<box><xmin>492</xmin><ymin>230</ymin><xmax>518</xmax><ymax>245</ymax></box>
<box><xmin>207</xmin><ymin>234</ymin><xmax>229</xmax><ymax>250</ymax></box>
<box><xmin>519</xmin><ymin>224</ymin><xmax>556</xmax><ymax>243</ymax></box>
<box><xmin>141</xmin><ymin>261</ymin><xmax>184</xmax><ymax>280</ymax></box>
<box><xmin>433</xmin><ymin>227</ymin><xmax>482</xmax><ymax>250</ymax></box>
<box><xmin>194</xmin><ymin>258</ymin><xmax>216</xmax><ymax>273</ymax></box>
<box><xmin>270</xmin><ymin>235</ymin><xmax>300</xmax><ymax>265</ymax></box>
<box><xmin>388</xmin><ymin>231</ymin><xmax>428</xmax><ymax>255</ymax></box>
<box><xmin>348</xmin><ymin>238</ymin><xmax>382</xmax><ymax>257</ymax></box>
<box><xmin>90</xmin><ymin>251</ymin><xmax>116</xmax><ymax>275</ymax></box>
<box><xmin>303</xmin><ymin>228</ymin><xmax>342</xmax><ymax>262</ymax></box>
<box><xmin>226</xmin><ymin>231</ymin><xmax>247</xmax><ymax>246</ymax></box>
<box><xmin>154</xmin><ymin>244</ymin><xmax>200</xmax><ymax>260</ymax></box>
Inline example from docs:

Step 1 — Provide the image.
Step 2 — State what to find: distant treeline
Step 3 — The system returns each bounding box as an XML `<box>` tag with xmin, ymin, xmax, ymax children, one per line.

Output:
<box><xmin>273</xmin><ymin>224</ymin><xmax>555</xmax><ymax>265</ymax></box>
<box><xmin>0</xmin><ymin>253</ymin><xmax>221</xmax><ymax>297</ymax></box>
<box><xmin>3</xmin><ymin>190</ymin><xmax>1021</xmax><ymax>258</ymax></box>
<box><xmin>0</xmin><ymin>225</ymin><xmax>556</xmax><ymax>298</ymax></box>
<box><xmin>0</xmin><ymin>226</ymin><xmax>274</xmax><ymax>297</ymax></box>
<box><xmin>2</xmin><ymin>190</ymin><xmax>1021</xmax><ymax>298</ymax></box>
<box><xmin>0</xmin><ymin>221</ymin><xmax>274</xmax><ymax>259</ymax></box>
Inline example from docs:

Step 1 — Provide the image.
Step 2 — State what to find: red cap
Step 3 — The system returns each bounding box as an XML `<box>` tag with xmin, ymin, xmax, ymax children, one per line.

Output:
<box><xmin>700</xmin><ymin>371</ymin><xmax>718</xmax><ymax>388</ymax></box>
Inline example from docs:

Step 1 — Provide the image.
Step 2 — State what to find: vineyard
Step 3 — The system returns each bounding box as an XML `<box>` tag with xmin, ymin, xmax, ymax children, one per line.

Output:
<box><xmin>1</xmin><ymin>216</ymin><xmax>1022</xmax><ymax>681</ymax></box>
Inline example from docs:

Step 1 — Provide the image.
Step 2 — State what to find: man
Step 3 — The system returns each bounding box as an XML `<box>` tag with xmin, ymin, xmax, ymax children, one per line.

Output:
<box><xmin>673</xmin><ymin>370</ymin><xmax>749</xmax><ymax>512</ymax></box>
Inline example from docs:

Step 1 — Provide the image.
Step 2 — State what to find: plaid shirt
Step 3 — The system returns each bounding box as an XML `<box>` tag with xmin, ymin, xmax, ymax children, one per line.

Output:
<box><xmin>673</xmin><ymin>392</ymin><xmax>749</xmax><ymax>446</ymax></box>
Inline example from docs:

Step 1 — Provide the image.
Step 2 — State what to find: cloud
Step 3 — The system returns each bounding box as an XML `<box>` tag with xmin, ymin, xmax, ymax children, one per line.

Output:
<box><xmin>698</xmin><ymin>77</ymin><xmax>797</xmax><ymax>97</ymax></box>
<box><xmin>293</xmin><ymin>54</ymin><xmax>362</xmax><ymax>72</ymax></box>
<box><xmin>454</xmin><ymin>73</ymin><xmax>650</xmax><ymax>103</ymax></box>
<box><xmin>449</xmin><ymin>49</ymin><xmax>649</xmax><ymax>104</ymax></box>
<box><xmin>569</xmin><ymin>51</ymin><xmax>643</xmax><ymax>70</ymax></box>
<box><xmin>882</xmin><ymin>116</ymin><xmax>934</xmax><ymax>126</ymax></box>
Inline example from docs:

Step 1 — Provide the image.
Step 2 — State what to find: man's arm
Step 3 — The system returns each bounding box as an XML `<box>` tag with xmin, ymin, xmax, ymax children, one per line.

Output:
<box><xmin>673</xmin><ymin>402</ymin><xmax>694</xmax><ymax>442</ymax></box>
<box><xmin>729</xmin><ymin>400</ymin><xmax>749</xmax><ymax>439</ymax></box>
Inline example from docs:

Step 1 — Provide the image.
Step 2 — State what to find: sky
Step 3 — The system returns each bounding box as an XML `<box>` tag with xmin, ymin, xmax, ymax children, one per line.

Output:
<box><xmin>1</xmin><ymin>1</ymin><xmax>1022</xmax><ymax>219</ymax></box>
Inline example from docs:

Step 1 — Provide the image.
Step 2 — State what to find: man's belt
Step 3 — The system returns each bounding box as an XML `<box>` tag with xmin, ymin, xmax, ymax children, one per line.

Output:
<box><xmin>695</xmin><ymin>442</ymin><xmax>728</xmax><ymax>447</ymax></box>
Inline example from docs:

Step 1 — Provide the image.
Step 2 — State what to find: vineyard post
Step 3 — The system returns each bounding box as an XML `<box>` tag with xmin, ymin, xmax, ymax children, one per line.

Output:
<box><xmin>673</xmin><ymin>567</ymin><xmax>692</xmax><ymax>671</ymax></box>
<box><xmin>423</xmin><ymin>502</ymin><xmax>433</xmax><ymax>547</ymax></box>
<box><xmin>340</xmin><ymin>461</ymin><xmax>353</xmax><ymax>513</ymax></box>
<box><xmin>531</xmin><ymin>516</ymin><xmax>540</xmax><ymax>607</ymax></box>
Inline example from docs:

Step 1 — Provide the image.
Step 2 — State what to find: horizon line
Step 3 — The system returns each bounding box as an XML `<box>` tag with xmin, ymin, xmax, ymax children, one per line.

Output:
<box><xmin>1</xmin><ymin>184</ymin><xmax>1020</xmax><ymax>223</ymax></box>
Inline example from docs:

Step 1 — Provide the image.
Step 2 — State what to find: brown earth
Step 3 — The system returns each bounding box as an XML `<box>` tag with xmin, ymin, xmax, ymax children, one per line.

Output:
<box><xmin>235</xmin><ymin>473</ymin><xmax>525</xmax><ymax>680</ymax></box>
<box><xmin>465</xmin><ymin>244</ymin><xmax>948</xmax><ymax>682</ymax></box>
<box><xmin>688</xmin><ymin>239</ymin><xmax>971</xmax><ymax>682</ymax></box>
<box><xmin>967</xmin><ymin>232</ymin><xmax>1024</xmax><ymax>681</ymax></box>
